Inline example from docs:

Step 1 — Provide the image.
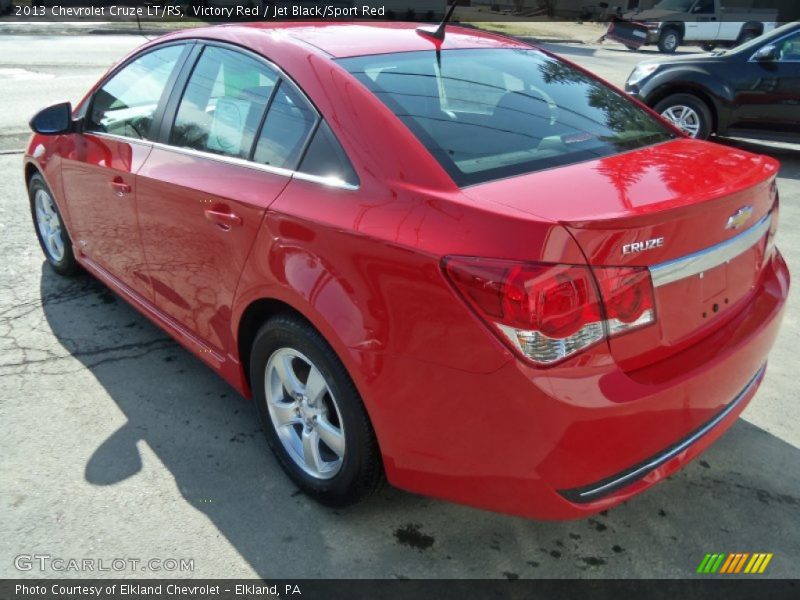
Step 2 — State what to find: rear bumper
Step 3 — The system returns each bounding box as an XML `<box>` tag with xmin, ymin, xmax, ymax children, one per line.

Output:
<box><xmin>606</xmin><ymin>21</ymin><xmax>660</xmax><ymax>47</ymax></box>
<box><xmin>558</xmin><ymin>363</ymin><xmax>765</xmax><ymax>504</ymax></box>
<box><xmin>369</xmin><ymin>249</ymin><xmax>789</xmax><ymax>519</ymax></box>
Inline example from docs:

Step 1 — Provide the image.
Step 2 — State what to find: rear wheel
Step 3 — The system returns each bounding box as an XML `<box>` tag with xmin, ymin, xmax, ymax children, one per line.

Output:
<box><xmin>657</xmin><ymin>28</ymin><xmax>681</xmax><ymax>53</ymax></box>
<box><xmin>654</xmin><ymin>93</ymin><xmax>713</xmax><ymax>139</ymax></box>
<box><xmin>28</xmin><ymin>173</ymin><xmax>79</xmax><ymax>276</ymax></box>
<box><xmin>251</xmin><ymin>314</ymin><xmax>383</xmax><ymax>506</ymax></box>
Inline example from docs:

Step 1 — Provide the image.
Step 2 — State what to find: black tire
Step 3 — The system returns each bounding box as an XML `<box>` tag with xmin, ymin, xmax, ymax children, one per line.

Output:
<box><xmin>626</xmin><ymin>45</ymin><xmax>639</xmax><ymax>51</ymax></box>
<box><xmin>654</xmin><ymin>93</ymin><xmax>713</xmax><ymax>140</ymax></box>
<box><xmin>251</xmin><ymin>314</ymin><xmax>383</xmax><ymax>506</ymax></box>
<box><xmin>700</xmin><ymin>42</ymin><xmax>716</xmax><ymax>52</ymax></box>
<box><xmin>657</xmin><ymin>28</ymin><xmax>681</xmax><ymax>53</ymax></box>
<box><xmin>28</xmin><ymin>173</ymin><xmax>80</xmax><ymax>277</ymax></box>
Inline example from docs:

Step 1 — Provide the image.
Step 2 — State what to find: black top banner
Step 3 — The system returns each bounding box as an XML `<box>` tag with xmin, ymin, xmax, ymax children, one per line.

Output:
<box><xmin>0</xmin><ymin>1</ymin><xmax>798</xmax><ymax>24</ymax></box>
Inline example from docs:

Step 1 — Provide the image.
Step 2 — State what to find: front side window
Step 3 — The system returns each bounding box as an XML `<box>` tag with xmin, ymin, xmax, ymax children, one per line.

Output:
<box><xmin>88</xmin><ymin>44</ymin><xmax>184</xmax><ymax>140</ymax></box>
<box><xmin>170</xmin><ymin>46</ymin><xmax>278</xmax><ymax>159</ymax></box>
<box><xmin>777</xmin><ymin>32</ymin><xmax>800</xmax><ymax>61</ymax></box>
<box><xmin>340</xmin><ymin>49</ymin><xmax>674</xmax><ymax>186</ymax></box>
<box><xmin>693</xmin><ymin>0</ymin><xmax>714</xmax><ymax>14</ymax></box>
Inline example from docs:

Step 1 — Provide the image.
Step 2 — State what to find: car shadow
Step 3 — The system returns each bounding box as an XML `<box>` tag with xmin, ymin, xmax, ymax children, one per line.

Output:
<box><xmin>39</xmin><ymin>266</ymin><xmax>800</xmax><ymax>578</ymax></box>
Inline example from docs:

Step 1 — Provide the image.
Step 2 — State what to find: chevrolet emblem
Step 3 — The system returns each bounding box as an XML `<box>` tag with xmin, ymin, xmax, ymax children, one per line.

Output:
<box><xmin>726</xmin><ymin>206</ymin><xmax>753</xmax><ymax>230</ymax></box>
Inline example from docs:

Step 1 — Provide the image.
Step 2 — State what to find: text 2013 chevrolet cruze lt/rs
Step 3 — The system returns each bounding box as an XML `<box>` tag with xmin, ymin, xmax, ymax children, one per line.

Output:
<box><xmin>23</xmin><ymin>23</ymin><xmax>789</xmax><ymax>519</ymax></box>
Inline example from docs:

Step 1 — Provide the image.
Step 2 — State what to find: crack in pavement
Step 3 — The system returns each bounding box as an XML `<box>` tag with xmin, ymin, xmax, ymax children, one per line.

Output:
<box><xmin>0</xmin><ymin>274</ymin><xmax>176</xmax><ymax>377</ymax></box>
<box><xmin>0</xmin><ymin>337</ymin><xmax>174</xmax><ymax>371</ymax></box>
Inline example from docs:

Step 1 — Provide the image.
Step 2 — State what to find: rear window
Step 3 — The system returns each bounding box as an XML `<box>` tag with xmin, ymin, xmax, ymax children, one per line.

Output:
<box><xmin>339</xmin><ymin>49</ymin><xmax>674</xmax><ymax>186</ymax></box>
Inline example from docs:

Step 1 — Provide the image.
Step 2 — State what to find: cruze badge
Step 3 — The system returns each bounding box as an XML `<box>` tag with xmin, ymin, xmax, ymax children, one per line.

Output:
<box><xmin>726</xmin><ymin>206</ymin><xmax>753</xmax><ymax>230</ymax></box>
<box><xmin>623</xmin><ymin>237</ymin><xmax>664</xmax><ymax>255</ymax></box>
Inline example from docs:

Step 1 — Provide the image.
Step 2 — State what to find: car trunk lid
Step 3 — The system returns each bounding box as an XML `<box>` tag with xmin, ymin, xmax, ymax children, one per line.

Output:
<box><xmin>463</xmin><ymin>139</ymin><xmax>779</xmax><ymax>369</ymax></box>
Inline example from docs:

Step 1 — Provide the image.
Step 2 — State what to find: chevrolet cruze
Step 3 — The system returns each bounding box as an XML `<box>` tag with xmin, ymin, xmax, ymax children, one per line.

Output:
<box><xmin>23</xmin><ymin>22</ymin><xmax>789</xmax><ymax>519</ymax></box>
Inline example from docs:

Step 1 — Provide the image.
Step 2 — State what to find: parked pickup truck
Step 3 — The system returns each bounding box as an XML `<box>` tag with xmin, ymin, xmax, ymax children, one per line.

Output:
<box><xmin>606</xmin><ymin>0</ymin><xmax>778</xmax><ymax>53</ymax></box>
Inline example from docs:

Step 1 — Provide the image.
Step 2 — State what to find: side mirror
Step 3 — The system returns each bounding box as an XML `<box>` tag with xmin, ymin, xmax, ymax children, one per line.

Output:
<box><xmin>29</xmin><ymin>102</ymin><xmax>75</xmax><ymax>135</ymax></box>
<box><xmin>754</xmin><ymin>44</ymin><xmax>778</xmax><ymax>62</ymax></box>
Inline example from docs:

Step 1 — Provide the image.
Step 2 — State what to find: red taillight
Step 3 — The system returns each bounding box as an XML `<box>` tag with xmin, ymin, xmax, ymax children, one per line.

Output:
<box><xmin>444</xmin><ymin>257</ymin><xmax>655</xmax><ymax>365</ymax></box>
<box><xmin>501</xmin><ymin>264</ymin><xmax>603</xmax><ymax>337</ymax></box>
<box><xmin>594</xmin><ymin>267</ymin><xmax>656</xmax><ymax>335</ymax></box>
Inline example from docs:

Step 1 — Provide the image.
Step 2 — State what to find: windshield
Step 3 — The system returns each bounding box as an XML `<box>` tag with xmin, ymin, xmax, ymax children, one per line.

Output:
<box><xmin>339</xmin><ymin>49</ymin><xmax>674</xmax><ymax>186</ymax></box>
<box><xmin>653</xmin><ymin>0</ymin><xmax>695</xmax><ymax>10</ymax></box>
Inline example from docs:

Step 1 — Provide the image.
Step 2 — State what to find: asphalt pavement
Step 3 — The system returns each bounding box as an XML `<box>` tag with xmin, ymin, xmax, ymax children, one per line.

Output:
<box><xmin>1</xmin><ymin>33</ymin><xmax>798</xmax><ymax>579</ymax></box>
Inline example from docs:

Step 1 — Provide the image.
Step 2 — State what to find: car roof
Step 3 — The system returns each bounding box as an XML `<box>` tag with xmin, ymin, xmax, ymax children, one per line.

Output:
<box><xmin>185</xmin><ymin>21</ymin><xmax>532</xmax><ymax>59</ymax></box>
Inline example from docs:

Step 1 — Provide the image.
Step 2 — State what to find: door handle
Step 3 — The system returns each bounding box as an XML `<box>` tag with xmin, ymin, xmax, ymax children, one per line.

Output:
<box><xmin>204</xmin><ymin>207</ymin><xmax>243</xmax><ymax>230</ymax></box>
<box><xmin>109</xmin><ymin>178</ymin><xmax>132</xmax><ymax>196</ymax></box>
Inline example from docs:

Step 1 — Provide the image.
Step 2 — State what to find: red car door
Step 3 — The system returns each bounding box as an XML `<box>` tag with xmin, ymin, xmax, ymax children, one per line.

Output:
<box><xmin>135</xmin><ymin>45</ymin><xmax>316</xmax><ymax>357</ymax></box>
<box><xmin>60</xmin><ymin>44</ymin><xmax>188</xmax><ymax>300</ymax></box>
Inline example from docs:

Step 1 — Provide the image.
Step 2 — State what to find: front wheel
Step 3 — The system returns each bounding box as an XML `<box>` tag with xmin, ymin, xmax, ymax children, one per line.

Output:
<box><xmin>251</xmin><ymin>314</ymin><xmax>384</xmax><ymax>506</ymax></box>
<box><xmin>657</xmin><ymin>28</ymin><xmax>681</xmax><ymax>53</ymax></box>
<box><xmin>654</xmin><ymin>93</ymin><xmax>713</xmax><ymax>139</ymax></box>
<box><xmin>28</xmin><ymin>173</ymin><xmax>79</xmax><ymax>276</ymax></box>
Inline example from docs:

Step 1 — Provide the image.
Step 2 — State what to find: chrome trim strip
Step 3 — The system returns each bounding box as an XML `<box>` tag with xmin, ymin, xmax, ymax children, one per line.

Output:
<box><xmin>293</xmin><ymin>170</ymin><xmax>360</xmax><ymax>191</ymax></box>
<box><xmin>152</xmin><ymin>139</ymin><xmax>297</xmax><ymax>179</ymax></box>
<box><xmin>88</xmin><ymin>131</ymin><xmax>153</xmax><ymax>148</ymax></box>
<box><xmin>649</xmin><ymin>213</ymin><xmax>771</xmax><ymax>288</ymax></box>
<box><xmin>559</xmin><ymin>364</ymin><xmax>766</xmax><ymax>504</ymax></box>
<box><xmin>87</xmin><ymin>131</ymin><xmax>359</xmax><ymax>191</ymax></box>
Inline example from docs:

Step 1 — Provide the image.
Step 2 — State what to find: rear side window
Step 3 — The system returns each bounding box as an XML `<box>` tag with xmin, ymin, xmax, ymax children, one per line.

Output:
<box><xmin>170</xmin><ymin>46</ymin><xmax>278</xmax><ymax>159</ymax></box>
<box><xmin>88</xmin><ymin>44</ymin><xmax>184</xmax><ymax>140</ymax></box>
<box><xmin>298</xmin><ymin>121</ymin><xmax>358</xmax><ymax>187</ymax></box>
<box><xmin>253</xmin><ymin>82</ymin><xmax>317</xmax><ymax>170</ymax></box>
<box><xmin>339</xmin><ymin>49</ymin><xmax>674</xmax><ymax>186</ymax></box>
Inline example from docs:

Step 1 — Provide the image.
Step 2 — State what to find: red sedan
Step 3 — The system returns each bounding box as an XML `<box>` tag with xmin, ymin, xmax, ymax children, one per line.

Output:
<box><xmin>23</xmin><ymin>22</ymin><xmax>789</xmax><ymax>519</ymax></box>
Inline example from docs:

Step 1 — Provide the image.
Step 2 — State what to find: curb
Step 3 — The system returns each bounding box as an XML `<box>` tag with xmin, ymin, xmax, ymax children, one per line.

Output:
<box><xmin>87</xmin><ymin>27</ymin><xmax>175</xmax><ymax>35</ymax></box>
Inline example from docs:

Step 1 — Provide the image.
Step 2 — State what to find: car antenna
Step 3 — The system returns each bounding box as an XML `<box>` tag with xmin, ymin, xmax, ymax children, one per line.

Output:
<box><xmin>416</xmin><ymin>0</ymin><xmax>460</xmax><ymax>67</ymax></box>
<box><xmin>416</xmin><ymin>0</ymin><xmax>459</xmax><ymax>45</ymax></box>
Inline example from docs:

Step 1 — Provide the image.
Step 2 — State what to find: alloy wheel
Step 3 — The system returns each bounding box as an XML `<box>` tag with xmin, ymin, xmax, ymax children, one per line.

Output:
<box><xmin>34</xmin><ymin>189</ymin><xmax>65</xmax><ymax>262</ymax></box>
<box><xmin>264</xmin><ymin>348</ymin><xmax>346</xmax><ymax>479</ymax></box>
<box><xmin>661</xmin><ymin>105</ymin><xmax>702</xmax><ymax>138</ymax></box>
